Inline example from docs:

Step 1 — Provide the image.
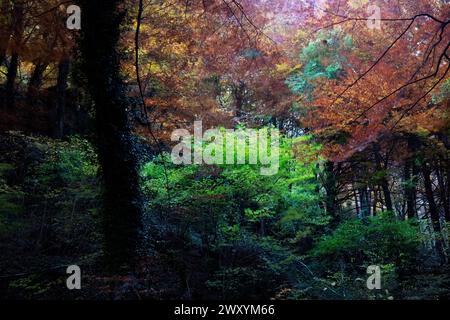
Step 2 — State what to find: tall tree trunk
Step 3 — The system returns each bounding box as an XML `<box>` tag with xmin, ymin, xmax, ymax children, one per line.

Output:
<box><xmin>27</xmin><ymin>61</ymin><xmax>48</xmax><ymax>101</ymax></box>
<box><xmin>354</xmin><ymin>185</ymin><xmax>360</xmax><ymax>217</ymax></box>
<box><xmin>5</xmin><ymin>2</ymin><xmax>24</xmax><ymax>108</ymax></box>
<box><xmin>79</xmin><ymin>0</ymin><xmax>143</xmax><ymax>271</ymax></box>
<box><xmin>359</xmin><ymin>187</ymin><xmax>370</xmax><ymax>218</ymax></box>
<box><xmin>0</xmin><ymin>0</ymin><xmax>12</xmax><ymax>68</ymax></box>
<box><xmin>436</xmin><ymin>133</ymin><xmax>450</xmax><ymax>222</ymax></box>
<box><xmin>323</xmin><ymin>161</ymin><xmax>339</xmax><ymax>225</ymax></box>
<box><xmin>373</xmin><ymin>143</ymin><xmax>393</xmax><ymax>212</ymax></box>
<box><xmin>5</xmin><ymin>53</ymin><xmax>19</xmax><ymax>107</ymax></box>
<box><xmin>405</xmin><ymin>135</ymin><xmax>420</xmax><ymax>219</ymax></box>
<box><xmin>233</xmin><ymin>81</ymin><xmax>245</xmax><ymax>118</ymax></box>
<box><xmin>54</xmin><ymin>58</ymin><xmax>70</xmax><ymax>139</ymax></box>
<box><xmin>372</xmin><ymin>187</ymin><xmax>378</xmax><ymax>216</ymax></box>
<box><xmin>404</xmin><ymin>160</ymin><xmax>417</xmax><ymax>219</ymax></box>
<box><xmin>422</xmin><ymin>161</ymin><xmax>440</xmax><ymax>232</ymax></box>
<box><xmin>436</xmin><ymin>165</ymin><xmax>450</xmax><ymax>222</ymax></box>
<box><xmin>380</xmin><ymin>178</ymin><xmax>393</xmax><ymax>212</ymax></box>
<box><xmin>446</xmin><ymin>160</ymin><xmax>450</xmax><ymax>222</ymax></box>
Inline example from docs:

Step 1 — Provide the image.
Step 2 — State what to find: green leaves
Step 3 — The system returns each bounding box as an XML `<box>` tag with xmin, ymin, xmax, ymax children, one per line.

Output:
<box><xmin>140</xmin><ymin>130</ymin><xmax>330</xmax><ymax>298</ymax></box>
<box><xmin>312</xmin><ymin>216</ymin><xmax>420</xmax><ymax>265</ymax></box>
<box><xmin>286</xmin><ymin>30</ymin><xmax>353</xmax><ymax>98</ymax></box>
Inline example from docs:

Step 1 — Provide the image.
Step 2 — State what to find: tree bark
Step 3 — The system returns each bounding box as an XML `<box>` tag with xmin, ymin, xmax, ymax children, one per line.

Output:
<box><xmin>422</xmin><ymin>161</ymin><xmax>440</xmax><ymax>232</ymax></box>
<box><xmin>323</xmin><ymin>161</ymin><xmax>339</xmax><ymax>225</ymax></box>
<box><xmin>436</xmin><ymin>165</ymin><xmax>450</xmax><ymax>222</ymax></box>
<box><xmin>359</xmin><ymin>187</ymin><xmax>370</xmax><ymax>218</ymax></box>
<box><xmin>373</xmin><ymin>143</ymin><xmax>393</xmax><ymax>212</ymax></box>
<box><xmin>405</xmin><ymin>135</ymin><xmax>420</xmax><ymax>219</ymax></box>
<box><xmin>5</xmin><ymin>2</ymin><xmax>24</xmax><ymax>108</ymax></box>
<box><xmin>27</xmin><ymin>61</ymin><xmax>48</xmax><ymax>101</ymax></box>
<box><xmin>79</xmin><ymin>0</ymin><xmax>143</xmax><ymax>271</ymax></box>
<box><xmin>354</xmin><ymin>185</ymin><xmax>360</xmax><ymax>217</ymax></box>
<box><xmin>54</xmin><ymin>58</ymin><xmax>70</xmax><ymax>139</ymax></box>
<box><xmin>372</xmin><ymin>188</ymin><xmax>378</xmax><ymax>216</ymax></box>
<box><xmin>0</xmin><ymin>0</ymin><xmax>12</xmax><ymax>68</ymax></box>
<box><xmin>5</xmin><ymin>53</ymin><xmax>19</xmax><ymax>107</ymax></box>
<box><xmin>403</xmin><ymin>160</ymin><xmax>417</xmax><ymax>219</ymax></box>
<box><xmin>435</xmin><ymin>133</ymin><xmax>450</xmax><ymax>222</ymax></box>
<box><xmin>233</xmin><ymin>81</ymin><xmax>246</xmax><ymax>118</ymax></box>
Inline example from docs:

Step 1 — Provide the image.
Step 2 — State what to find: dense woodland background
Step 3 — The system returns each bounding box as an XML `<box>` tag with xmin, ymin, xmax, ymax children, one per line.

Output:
<box><xmin>0</xmin><ymin>0</ymin><xmax>449</xmax><ymax>300</ymax></box>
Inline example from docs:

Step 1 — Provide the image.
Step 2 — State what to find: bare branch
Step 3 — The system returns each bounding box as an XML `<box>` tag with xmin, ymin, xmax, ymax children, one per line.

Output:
<box><xmin>390</xmin><ymin>61</ymin><xmax>450</xmax><ymax>131</ymax></box>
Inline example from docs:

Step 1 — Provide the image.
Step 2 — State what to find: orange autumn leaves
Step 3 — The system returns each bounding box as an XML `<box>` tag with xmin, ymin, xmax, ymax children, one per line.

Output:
<box><xmin>293</xmin><ymin>0</ymin><xmax>450</xmax><ymax>161</ymax></box>
<box><xmin>121</xmin><ymin>0</ymin><xmax>292</xmax><ymax>141</ymax></box>
<box><xmin>118</xmin><ymin>0</ymin><xmax>448</xmax><ymax>162</ymax></box>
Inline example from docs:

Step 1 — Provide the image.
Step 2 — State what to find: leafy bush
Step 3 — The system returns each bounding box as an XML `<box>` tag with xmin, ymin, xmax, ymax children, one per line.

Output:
<box><xmin>312</xmin><ymin>216</ymin><xmax>420</xmax><ymax>266</ymax></box>
<box><xmin>140</xmin><ymin>131</ymin><xmax>328</xmax><ymax>299</ymax></box>
<box><xmin>0</xmin><ymin>133</ymin><xmax>101</xmax><ymax>299</ymax></box>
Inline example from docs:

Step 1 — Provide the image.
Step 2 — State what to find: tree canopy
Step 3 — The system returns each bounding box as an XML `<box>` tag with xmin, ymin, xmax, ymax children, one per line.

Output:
<box><xmin>0</xmin><ymin>0</ymin><xmax>449</xmax><ymax>301</ymax></box>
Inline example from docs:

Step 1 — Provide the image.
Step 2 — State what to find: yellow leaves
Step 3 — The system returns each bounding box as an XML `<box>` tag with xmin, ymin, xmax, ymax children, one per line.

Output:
<box><xmin>416</xmin><ymin>126</ymin><xmax>431</xmax><ymax>136</ymax></box>
<box><xmin>291</xmin><ymin>64</ymin><xmax>303</xmax><ymax>72</ymax></box>
<box><xmin>293</xmin><ymin>29</ymin><xmax>309</xmax><ymax>45</ymax></box>
<box><xmin>275</xmin><ymin>63</ymin><xmax>290</xmax><ymax>74</ymax></box>
<box><xmin>148</xmin><ymin>61</ymin><xmax>163</xmax><ymax>74</ymax></box>
<box><xmin>274</xmin><ymin>63</ymin><xmax>302</xmax><ymax>76</ymax></box>
<box><xmin>169</xmin><ymin>42</ymin><xmax>188</xmax><ymax>56</ymax></box>
<box><xmin>20</xmin><ymin>62</ymin><xmax>36</xmax><ymax>76</ymax></box>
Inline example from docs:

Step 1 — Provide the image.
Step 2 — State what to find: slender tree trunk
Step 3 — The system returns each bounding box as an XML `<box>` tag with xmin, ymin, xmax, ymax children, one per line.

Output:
<box><xmin>27</xmin><ymin>61</ymin><xmax>48</xmax><ymax>101</ymax></box>
<box><xmin>372</xmin><ymin>187</ymin><xmax>378</xmax><ymax>216</ymax></box>
<box><xmin>436</xmin><ymin>165</ymin><xmax>450</xmax><ymax>222</ymax></box>
<box><xmin>324</xmin><ymin>161</ymin><xmax>339</xmax><ymax>225</ymax></box>
<box><xmin>404</xmin><ymin>160</ymin><xmax>417</xmax><ymax>219</ymax></box>
<box><xmin>5</xmin><ymin>53</ymin><xmax>19</xmax><ymax>107</ymax></box>
<box><xmin>444</xmin><ymin>152</ymin><xmax>450</xmax><ymax>223</ymax></box>
<box><xmin>359</xmin><ymin>187</ymin><xmax>369</xmax><ymax>218</ymax></box>
<box><xmin>373</xmin><ymin>143</ymin><xmax>393</xmax><ymax>212</ymax></box>
<box><xmin>354</xmin><ymin>185</ymin><xmax>360</xmax><ymax>217</ymax></box>
<box><xmin>79</xmin><ymin>0</ymin><xmax>143</xmax><ymax>271</ymax></box>
<box><xmin>233</xmin><ymin>81</ymin><xmax>245</xmax><ymax>118</ymax></box>
<box><xmin>422</xmin><ymin>161</ymin><xmax>440</xmax><ymax>232</ymax></box>
<box><xmin>5</xmin><ymin>2</ymin><xmax>24</xmax><ymax>108</ymax></box>
<box><xmin>405</xmin><ymin>136</ymin><xmax>419</xmax><ymax>219</ymax></box>
<box><xmin>381</xmin><ymin>180</ymin><xmax>393</xmax><ymax>212</ymax></box>
<box><xmin>54</xmin><ymin>58</ymin><xmax>70</xmax><ymax>139</ymax></box>
<box><xmin>0</xmin><ymin>0</ymin><xmax>12</xmax><ymax>68</ymax></box>
<box><xmin>435</xmin><ymin>134</ymin><xmax>450</xmax><ymax>222</ymax></box>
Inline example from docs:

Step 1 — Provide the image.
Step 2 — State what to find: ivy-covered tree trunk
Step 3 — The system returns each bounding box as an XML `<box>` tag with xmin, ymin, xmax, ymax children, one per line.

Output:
<box><xmin>78</xmin><ymin>0</ymin><xmax>143</xmax><ymax>271</ymax></box>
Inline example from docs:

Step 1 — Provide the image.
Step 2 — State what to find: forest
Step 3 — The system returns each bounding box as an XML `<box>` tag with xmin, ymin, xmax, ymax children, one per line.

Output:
<box><xmin>0</xmin><ymin>0</ymin><xmax>449</xmax><ymax>301</ymax></box>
